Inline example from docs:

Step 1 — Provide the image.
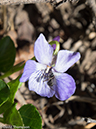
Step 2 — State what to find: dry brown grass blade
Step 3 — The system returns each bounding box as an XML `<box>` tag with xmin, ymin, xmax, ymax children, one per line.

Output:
<box><xmin>84</xmin><ymin>123</ymin><xmax>96</xmax><ymax>129</ymax></box>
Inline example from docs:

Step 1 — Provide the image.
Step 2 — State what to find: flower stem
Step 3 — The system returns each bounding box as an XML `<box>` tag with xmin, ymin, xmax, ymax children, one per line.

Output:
<box><xmin>0</xmin><ymin>117</ymin><xmax>4</xmax><ymax>123</ymax></box>
<box><xmin>0</xmin><ymin>63</ymin><xmax>24</xmax><ymax>79</ymax></box>
<box><xmin>49</xmin><ymin>41</ymin><xmax>60</xmax><ymax>55</ymax></box>
<box><xmin>0</xmin><ymin>56</ymin><xmax>36</xmax><ymax>79</ymax></box>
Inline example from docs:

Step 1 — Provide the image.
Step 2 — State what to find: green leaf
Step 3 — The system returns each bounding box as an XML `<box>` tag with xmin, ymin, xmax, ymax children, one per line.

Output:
<box><xmin>0</xmin><ymin>101</ymin><xmax>12</xmax><ymax>114</ymax></box>
<box><xmin>0</xmin><ymin>36</ymin><xmax>16</xmax><ymax>72</ymax></box>
<box><xmin>4</xmin><ymin>103</ymin><xmax>24</xmax><ymax>128</ymax></box>
<box><xmin>49</xmin><ymin>41</ymin><xmax>60</xmax><ymax>55</ymax></box>
<box><xmin>0</xmin><ymin>62</ymin><xmax>25</xmax><ymax>80</ymax></box>
<box><xmin>0</xmin><ymin>56</ymin><xmax>36</xmax><ymax>80</ymax></box>
<box><xmin>7</xmin><ymin>75</ymin><xmax>22</xmax><ymax>103</ymax></box>
<box><xmin>19</xmin><ymin>104</ymin><xmax>42</xmax><ymax>129</ymax></box>
<box><xmin>0</xmin><ymin>76</ymin><xmax>22</xmax><ymax>114</ymax></box>
<box><xmin>0</xmin><ymin>79</ymin><xmax>10</xmax><ymax>106</ymax></box>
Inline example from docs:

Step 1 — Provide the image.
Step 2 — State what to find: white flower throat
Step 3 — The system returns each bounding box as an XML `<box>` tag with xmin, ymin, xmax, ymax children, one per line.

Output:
<box><xmin>36</xmin><ymin>66</ymin><xmax>55</xmax><ymax>87</ymax></box>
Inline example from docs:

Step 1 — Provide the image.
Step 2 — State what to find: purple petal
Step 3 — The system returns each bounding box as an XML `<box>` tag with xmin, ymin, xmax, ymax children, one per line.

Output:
<box><xmin>29</xmin><ymin>71</ymin><xmax>55</xmax><ymax>97</ymax></box>
<box><xmin>52</xmin><ymin>44</ymin><xmax>56</xmax><ymax>50</ymax></box>
<box><xmin>20</xmin><ymin>60</ymin><xmax>37</xmax><ymax>82</ymax></box>
<box><xmin>54</xmin><ymin>50</ymin><xmax>80</xmax><ymax>72</ymax></box>
<box><xmin>34</xmin><ymin>33</ymin><xmax>53</xmax><ymax>65</ymax></box>
<box><xmin>54</xmin><ymin>73</ymin><xmax>76</xmax><ymax>101</ymax></box>
<box><xmin>20</xmin><ymin>60</ymin><xmax>46</xmax><ymax>82</ymax></box>
<box><xmin>52</xmin><ymin>36</ymin><xmax>60</xmax><ymax>50</ymax></box>
<box><xmin>53</xmin><ymin>36</ymin><xmax>60</xmax><ymax>42</ymax></box>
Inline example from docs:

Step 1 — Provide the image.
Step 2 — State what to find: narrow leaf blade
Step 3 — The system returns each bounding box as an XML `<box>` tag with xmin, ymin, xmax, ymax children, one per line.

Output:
<box><xmin>0</xmin><ymin>76</ymin><xmax>22</xmax><ymax>114</ymax></box>
<box><xmin>7</xmin><ymin>75</ymin><xmax>22</xmax><ymax>103</ymax></box>
<box><xmin>0</xmin><ymin>79</ymin><xmax>10</xmax><ymax>106</ymax></box>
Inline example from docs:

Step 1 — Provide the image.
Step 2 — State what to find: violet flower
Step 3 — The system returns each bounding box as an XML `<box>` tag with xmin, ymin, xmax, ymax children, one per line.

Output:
<box><xmin>52</xmin><ymin>36</ymin><xmax>60</xmax><ymax>50</ymax></box>
<box><xmin>20</xmin><ymin>33</ymin><xmax>80</xmax><ymax>101</ymax></box>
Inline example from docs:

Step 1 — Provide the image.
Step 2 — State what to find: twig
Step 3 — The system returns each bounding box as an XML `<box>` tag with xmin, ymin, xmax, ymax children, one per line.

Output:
<box><xmin>15</xmin><ymin>89</ymin><xmax>27</xmax><ymax>105</ymax></box>
<box><xmin>66</xmin><ymin>95</ymin><xmax>96</xmax><ymax>105</ymax></box>
<box><xmin>0</xmin><ymin>0</ymin><xmax>69</xmax><ymax>6</ymax></box>
<box><xmin>0</xmin><ymin>0</ymin><xmax>48</xmax><ymax>5</ymax></box>
<box><xmin>84</xmin><ymin>123</ymin><xmax>96</xmax><ymax>129</ymax></box>
<box><xmin>87</xmin><ymin>0</ymin><xmax>96</xmax><ymax>15</ymax></box>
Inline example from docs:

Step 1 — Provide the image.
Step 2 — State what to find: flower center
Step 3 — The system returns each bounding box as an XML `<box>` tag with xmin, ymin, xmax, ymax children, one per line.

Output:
<box><xmin>36</xmin><ymin>66</ymin><xmax>55</xmax><ymax>87</ymax></box>
<box><xmin>44</xmin><ymin>66</ymin><xmax>55</xmax><ymax>86</ymax></box>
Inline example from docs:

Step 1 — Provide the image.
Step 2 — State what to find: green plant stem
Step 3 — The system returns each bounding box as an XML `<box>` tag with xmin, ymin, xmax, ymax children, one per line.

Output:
<box><xmin>0</xmin><ymin>64</ymin><xmax>24</xmax><ymax>79</ymax></box>
<box><xmin>0</xmin><ymin>117</ymin><xmax>4</xmax><ymax>123</ymax></box>
<box><xmin>0</xmin><ymin>56</ymin><xmax>36</xmax><ymax>79</ymax></box>
<box><xmin>49</xmin><ymin>41</ymin><xmax>60</xmax><ymax>55</ymax></box>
